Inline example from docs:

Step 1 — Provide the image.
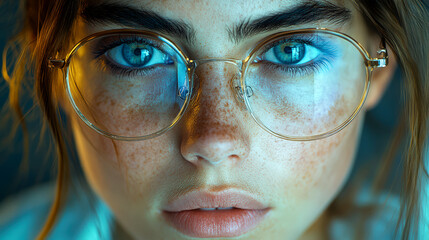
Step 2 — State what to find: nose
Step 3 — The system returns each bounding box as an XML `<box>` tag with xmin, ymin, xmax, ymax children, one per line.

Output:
<box><xmin>180</xmin><ymin>61</ymin><xmax>250</xmax><ymax>167</ymax></box>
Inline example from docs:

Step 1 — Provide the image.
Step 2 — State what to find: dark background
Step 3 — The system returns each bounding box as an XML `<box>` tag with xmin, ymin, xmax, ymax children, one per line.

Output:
<box><xmin>0</xmin><ymin>1</ymin><xmax>403</xmax><ymax>203</ymax></box>
<box><xmin>0</xmin><ymin>1</ymin><xmax>56</xmax><ymax>202</ymax></box>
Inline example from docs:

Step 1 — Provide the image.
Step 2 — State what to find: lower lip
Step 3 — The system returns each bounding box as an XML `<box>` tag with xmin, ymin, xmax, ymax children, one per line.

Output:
<box><xmin>163</xmin><ymin>208</ymin><xmax>269</xmax><ymax>238</ymax></box>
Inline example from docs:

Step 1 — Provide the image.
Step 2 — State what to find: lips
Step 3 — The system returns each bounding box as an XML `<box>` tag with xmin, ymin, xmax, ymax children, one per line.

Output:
<box><xmin>162</xmin><ymin>189</ymin><xmax>270</xmax><ymax>238</ymax></box>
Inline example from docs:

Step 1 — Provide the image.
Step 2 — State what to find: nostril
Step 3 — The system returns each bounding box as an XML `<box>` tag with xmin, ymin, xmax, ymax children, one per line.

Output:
<box><xmin>195</xmin><ymin>156</ymin><xmax>224</xmax><ymax>165</ymax></box>
<box><xmin>180</xmin><ymin>134</ymin><xmax>249</xmax><ymax>167</ymax></box>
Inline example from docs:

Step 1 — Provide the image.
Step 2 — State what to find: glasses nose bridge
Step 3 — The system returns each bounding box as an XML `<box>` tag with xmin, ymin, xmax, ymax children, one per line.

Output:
<box><xmin>193</xmin><ymin>58</ymin><xmax>242</xmax><ymax>66</ymax></box>
<box><xmin>192</xmin><ymin>58</ymin><xmax>243</xmax><ymax>77</ymax></box>
<box><xmin>191</xmin><ymin>58</ymin><xmax>246</xmax><ymax>106</ymax></box>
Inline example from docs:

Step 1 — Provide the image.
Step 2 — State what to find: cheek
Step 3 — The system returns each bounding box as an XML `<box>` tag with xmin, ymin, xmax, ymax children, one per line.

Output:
<box><xmin>72</xmin><ymin>115</ymin><xmax>186</xmax><ymax>238</ymax></box>
<box><xmin>73</xmin><ymin>113</ymin><xmax>173</xmax><ymax>193</ymax></box>
<box><xmin>72</xmin><ymin>114</ymin><xmax>191</xmax><ymax>211</ymax></box>
<box><xmin>260</xmin><ymin>111</ymin><xmax>363</xmax><ymax>213</ymax></box>
<box><xmin>72</xmin><ymin>118</ymin><xmax>181</xmax><ymax>238</ymax></box>
<box><xmin>290</xmin><ymin>117</ymin><xmax>361</xmax><ymax>194</ymax></box>
<box><xmin>68</xmin><ymin>54</ymin><xmax>181</xmax><ymax>137</ymax></box>
<box><xmin>246</xmin><ymin>63</ymin><xmax>366</xmax><ymax>137</ymax></box>
<box><xmin>298</xmin><ymin>130</ymin><xmax>356</xmax><ymax>193</ymax></box>
<box><xmin>112</xmin><ymin>137</ymin><xmax>177</xmax><ymax>197</ymax></box>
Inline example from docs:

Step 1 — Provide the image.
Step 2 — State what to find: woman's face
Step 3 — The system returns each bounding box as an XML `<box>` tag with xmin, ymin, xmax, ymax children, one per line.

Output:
<box><xmin>67</xmin><ymin>0</ymin><xmax>382</xmax><ymax>239</ymax></box>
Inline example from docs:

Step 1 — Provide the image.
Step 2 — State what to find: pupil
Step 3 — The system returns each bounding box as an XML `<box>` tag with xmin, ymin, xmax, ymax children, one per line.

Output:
<box><xmin>122</xmin><ymin>43</ymin><xmax>153</xmax><ymax>67</ymax></box>
<box><xmin>283</xmin><ymin>46</ymin><xmax>293</xmax><ymax>54</ymax></box>
<box><xmin>274</xmin><ymin>42</ymin><xmax>305</xmax><ymax>64</ymax></box>
<box><xmin>134</xmin><ymin>48</ymin><xmax>142</xmax><ymax>56</ymax></box>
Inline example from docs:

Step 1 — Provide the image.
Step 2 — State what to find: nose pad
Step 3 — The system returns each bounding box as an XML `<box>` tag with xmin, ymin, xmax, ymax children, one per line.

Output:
<box><xmin>178</xmin><ymin>85</ymin><xmax>189</xmax><ymax>100</ymax></box>
<box><xmin>231</xmin><ymin>75</ymin><xmax>254</xmax><ymax>111</ymax></box>
<box><xmin>233</xmin><ymin>81</ymin><xmax>254</xmax><ymax>103</ymax></box>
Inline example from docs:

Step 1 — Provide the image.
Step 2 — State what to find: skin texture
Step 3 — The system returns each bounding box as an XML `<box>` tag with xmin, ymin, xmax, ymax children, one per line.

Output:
<box><xmin>65</xmin><ymin>0</ymin><xmax>396</xmax><ymax>239</ymax></box>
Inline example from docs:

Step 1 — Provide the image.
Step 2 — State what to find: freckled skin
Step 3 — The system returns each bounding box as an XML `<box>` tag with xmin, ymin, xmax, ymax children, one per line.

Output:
<box><xmin>68</xmin><ymin>1</ymin><xmax>378</xmax><ymax>239</ymax></box>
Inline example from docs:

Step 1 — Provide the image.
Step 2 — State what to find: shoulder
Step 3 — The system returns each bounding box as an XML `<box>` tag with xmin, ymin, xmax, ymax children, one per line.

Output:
<box><xmin>0</xmin><ymin>183</ymin><xmax>113</xmax><ymax>240</ymax></box>
<box><xmin>0</xmin><ymin>183</ymin><xmax>54</xmax><ymax>239</ymax></box>
<box><xmin>329</xmin><ymin>187</ymin><xmax>401</xmax><ymax>240</ymax></box>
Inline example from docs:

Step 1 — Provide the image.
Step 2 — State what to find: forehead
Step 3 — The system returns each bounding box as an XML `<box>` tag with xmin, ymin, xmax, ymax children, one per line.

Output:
<box><xmin>144</xmin><ymin>0</ymin><xmax>290</xmax><ymax>21</ymax></box>
<box><xmin>84</xmin><ymin>0</ymin><xmax>355</xmax><ymax>31</ymax></box>
<box><xmin>80</xmin><ymin>0</ymin><xmax>361</xmax><ymax>56</ymax></box>
<box><xmin>135</xmin><ymin>0</ymin><xmax>348</xmax><ymax>15</ymax></box>
<box><xmin>121</xmin><ymin>0</ymin><xmax>352</xmax><ymax>27</ymax></box>
<box><xmin>146</xmin><ymin>0</ymin><xmax>306</xmax><ymax>41</ymax></box>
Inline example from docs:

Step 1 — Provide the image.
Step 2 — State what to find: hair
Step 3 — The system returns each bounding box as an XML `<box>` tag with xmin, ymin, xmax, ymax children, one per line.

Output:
<box><xmin>2</xmin><ymin>0</ymin><xmax>428</xmax><ymax>239</ymax></box>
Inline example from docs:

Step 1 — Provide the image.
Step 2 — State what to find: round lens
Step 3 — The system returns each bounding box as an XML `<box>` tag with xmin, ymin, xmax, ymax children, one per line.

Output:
<box><xmin>243</xmin><ymin>31</ymin><xmax>368</xmax><ymax>138</ymax></box>
<box><xmin>66</xmin><ymin>33</ymin><xmax>190</xmax><ymax>138</ymax></box>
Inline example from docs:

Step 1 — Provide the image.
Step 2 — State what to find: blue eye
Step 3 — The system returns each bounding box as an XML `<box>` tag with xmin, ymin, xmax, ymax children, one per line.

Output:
<box><xmin>263</xmin><ymin>40</ymin><xmax>321</xmax><ymax>66</ymax></box>
<box><xmin>252</xmin><ymin>35</ymin><xmax>341</xmax><ymax>78</ymax></box>
<box><xmin>102</xmin><ymin>39</ymin><xmax>174</xmax><ymax>70</ymax></box>
<box><xmin>273</xmin><ymin>42</ymin><xmax>305</xmax><ymax>64</ymax></box>
<box><xmin>121</xmin><ymin>43</ymin><xmax>153</xmax><ymax>67</ymax></box>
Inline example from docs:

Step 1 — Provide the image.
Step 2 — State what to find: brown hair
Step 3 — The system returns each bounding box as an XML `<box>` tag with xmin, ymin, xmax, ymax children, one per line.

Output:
<box><xmin>2</xmin><ymin>0</ymin><xmax>428</xmax><ymax>239</ymax></box>
<box><xmin>351</xmin><ymin>0</ymin><xmax>428</xmax><ymax>238</ymax></box>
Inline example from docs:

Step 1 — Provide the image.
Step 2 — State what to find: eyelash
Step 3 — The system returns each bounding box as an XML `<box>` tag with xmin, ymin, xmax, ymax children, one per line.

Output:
<box><xmin>262</xmin><ymin>57</ymin><xmax>332</xmax><ymax>77</ymax></box>
<box><xmin>89</xmin><ymin>34</ymin><xmax>337</xmax><ymax>78</ymax></box>
<box><xmin>91</xmin><ymin>36</ymin><xmax>166</xmax><ymax>77</ymax></box>
<box><xmin>255</xmin><ymin>35</ymin><xmax>338</xmax><ymax>77</ymax></box>
<box><xmin>97</xmin><ymin>60</ymin><xmax>158</xmax><ymax>77</ymax></box>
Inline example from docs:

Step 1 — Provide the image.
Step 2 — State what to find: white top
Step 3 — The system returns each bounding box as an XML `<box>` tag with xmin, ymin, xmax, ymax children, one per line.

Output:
<box><xmin>0</xmin><ymin>183</ymin><xmax>112</xmax><ymax>240</ymax></box>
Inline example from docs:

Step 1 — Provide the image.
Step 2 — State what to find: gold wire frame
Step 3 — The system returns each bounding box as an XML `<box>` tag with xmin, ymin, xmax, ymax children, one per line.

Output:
<box><xmin>49</xmin><ymin>28</ymin><xmax>388</xmax><ymax>141</ymax></box>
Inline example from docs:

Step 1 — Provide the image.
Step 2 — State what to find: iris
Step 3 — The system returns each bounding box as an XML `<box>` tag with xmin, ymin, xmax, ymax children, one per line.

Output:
<box><xmin>122</xmin><ymin>43</ymin><xmax>153</xmax><ymax>67</ymax></box>
<box><xmin>273</xmin><ymin>42</ymin><xmax>305</xmax><ymax>64</ymax></box>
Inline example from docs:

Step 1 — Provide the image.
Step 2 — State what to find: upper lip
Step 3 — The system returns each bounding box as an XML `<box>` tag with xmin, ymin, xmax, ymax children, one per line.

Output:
<box><xmin>163</xmin><ymin>188</ymin><xmax>268</xmax><ymax>212</ymax></box>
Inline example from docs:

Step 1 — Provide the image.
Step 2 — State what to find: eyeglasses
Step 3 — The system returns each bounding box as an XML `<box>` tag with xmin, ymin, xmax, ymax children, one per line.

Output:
<box><xmin>49</xmin><ymin>28</ymin><xmax>388</xmax><ymax>141</ymax></box>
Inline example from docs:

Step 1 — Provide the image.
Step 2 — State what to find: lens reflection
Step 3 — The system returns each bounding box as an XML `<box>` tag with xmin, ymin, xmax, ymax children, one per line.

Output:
<box><xmin>67</xmin><ymin>33</ymin><xmax>189</xmax><ymax>138</ymax></box>
<box><xmin>244</xmin><ymin>32</ymin><xmax>367</xmax><ymax>137</ymax></box>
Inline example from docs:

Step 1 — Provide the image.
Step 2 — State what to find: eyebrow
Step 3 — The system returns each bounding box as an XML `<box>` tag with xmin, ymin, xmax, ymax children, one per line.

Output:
<box><xmin>81</xmin><ymin>1</ymin><xmax>351</xmax><ymax>45</ymax></box>
<box><xmin>229</xmin><ymin>1</ymin><xmax>352</xmax><ymax>43</ymax></box>
<box><xmin>81</xmin><ymin>3</ymin><xmax>196</xmax><ymax>44</ymax></box>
